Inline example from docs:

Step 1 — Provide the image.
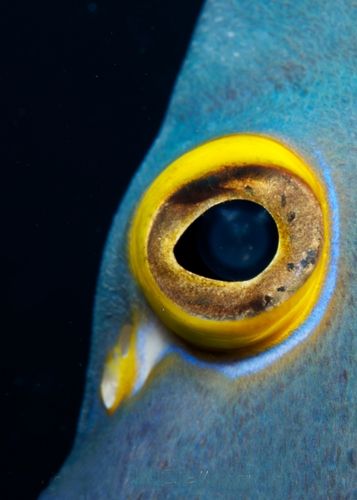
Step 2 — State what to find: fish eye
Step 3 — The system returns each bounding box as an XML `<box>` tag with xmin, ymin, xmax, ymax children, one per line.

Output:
<box><xmin>129</xmin><ymin>134</ymin><xmax>330</xmax><ymax>353</ymax></box>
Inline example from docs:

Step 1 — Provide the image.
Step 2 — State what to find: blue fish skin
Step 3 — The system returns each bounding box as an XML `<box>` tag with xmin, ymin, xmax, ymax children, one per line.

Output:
<box><xmin>43</xmin><ymin>0</ymin><xmax>357</xmax><ymax>498</ymax></box>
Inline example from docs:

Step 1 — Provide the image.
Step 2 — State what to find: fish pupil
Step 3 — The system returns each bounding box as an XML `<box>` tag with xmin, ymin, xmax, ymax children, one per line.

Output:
<box><xmin>174</xmin><ymin>200</ymin><xmax>279</xmax><ymax>281</ymax></box>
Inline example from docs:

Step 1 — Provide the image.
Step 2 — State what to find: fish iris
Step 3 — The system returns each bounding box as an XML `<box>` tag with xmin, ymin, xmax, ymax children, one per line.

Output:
<box><xmin>129</xmin><ymin>134</ymin><xmax>328</xmax><ymax>352</ymax></box>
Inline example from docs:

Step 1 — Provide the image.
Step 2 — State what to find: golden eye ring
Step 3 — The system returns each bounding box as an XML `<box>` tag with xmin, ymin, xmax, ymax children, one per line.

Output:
<box><xmin>129</xmin><ymin>134</ymin><xmax>330</xmax><ymax>353</ymax></box>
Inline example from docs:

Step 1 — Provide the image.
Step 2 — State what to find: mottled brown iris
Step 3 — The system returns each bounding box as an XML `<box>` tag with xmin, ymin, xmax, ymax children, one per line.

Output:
<box><xmin>147</xmin><ymin>165</ymin><xmax>323</xmax><ymax>321</ymax></box>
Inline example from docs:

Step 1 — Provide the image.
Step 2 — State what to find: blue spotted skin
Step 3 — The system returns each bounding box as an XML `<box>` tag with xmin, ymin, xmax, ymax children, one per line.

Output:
<box><xmin>43</xmin><ymin>1</ymin><xmax>357</xmax><ymax>498</ymax></box>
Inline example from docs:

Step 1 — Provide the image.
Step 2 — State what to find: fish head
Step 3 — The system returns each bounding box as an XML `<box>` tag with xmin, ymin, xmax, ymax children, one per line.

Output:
<box><xmin>43</xmin><ymin>1</ymin><xmax>357</xmax><ymax>498</ymax></box>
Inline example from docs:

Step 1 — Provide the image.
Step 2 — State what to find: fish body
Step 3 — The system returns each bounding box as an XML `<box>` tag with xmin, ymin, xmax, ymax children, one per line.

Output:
<box><xmin>43</xmin><ymin>0</ymin><xmax>357</xmax><ymax>498</ymax></box>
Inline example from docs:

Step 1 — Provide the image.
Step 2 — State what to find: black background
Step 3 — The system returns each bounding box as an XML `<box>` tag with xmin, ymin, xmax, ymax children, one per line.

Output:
<box><xmin>2</xmin><ymin>1</ymin><xmax>203</xmax><ymax>498</ymax></box>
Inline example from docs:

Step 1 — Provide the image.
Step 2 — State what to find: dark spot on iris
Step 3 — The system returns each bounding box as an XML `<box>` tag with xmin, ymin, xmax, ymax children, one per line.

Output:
<box><xmin>287</xmin><ymin>262</ymin><xmax>295</xmax><ymax>271</ymax></box>
<box><xmin>264</xmin><ymin>295</ymin><xmax>272</xmax><ymax>305</ymax></box>
<box><xmin>244</xmin><ymin>185</ymin><xmax>254</xmax><ymax>194</ymax></box>
<box><xmin>245</xmin><ymin>295</ymin><xmax>274</xmax><ymax>314</ymax></box>
<box><xmin>287</xmin><ymin>211</ymin><xmax>296</xmax><ymax>223</ymax></box>
<box><xmin>277</xmin><ymin>286</ymin><xmax>286</xmax><ymax>292</ymax></box>
<box><xmin>174</xmin><ymin>200</ymin><xmax>279</xmax><ymax>281</ymax></box>
<box><xmin>281</xmin><ymin>193</ymin><xmax>287</xmax><ymax>207</ymax></box>
<box><xmin>300</xmin><ymin>249</ymin><xmax>317</xmax><ymax>268</ymax></box>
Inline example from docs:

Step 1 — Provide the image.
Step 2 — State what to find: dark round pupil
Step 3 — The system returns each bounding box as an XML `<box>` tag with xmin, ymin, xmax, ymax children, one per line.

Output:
<box><xmin>174</xmin><ymin>200</ymin><xmax>279</xmax><ymax>281</ymax></box>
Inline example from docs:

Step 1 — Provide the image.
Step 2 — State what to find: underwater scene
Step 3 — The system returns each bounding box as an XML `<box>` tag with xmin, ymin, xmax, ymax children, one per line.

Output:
<box><xmin>4</xmin><ymin>0</ymin><xmax>356</xmax><ymax>498</ymax></box>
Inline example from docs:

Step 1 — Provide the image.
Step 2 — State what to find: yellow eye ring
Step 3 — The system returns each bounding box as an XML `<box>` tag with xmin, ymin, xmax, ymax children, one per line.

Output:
<box><xmin>129</xmin><ymin>134</ymin><xmax>330</xmax><ymax>353</ymax></box>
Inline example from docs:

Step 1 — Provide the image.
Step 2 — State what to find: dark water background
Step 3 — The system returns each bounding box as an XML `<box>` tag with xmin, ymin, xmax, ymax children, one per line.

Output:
<box><xmin>2</xmin><ymin>1</ymin><xmax>203</xmax><ymax>497</ymax></box>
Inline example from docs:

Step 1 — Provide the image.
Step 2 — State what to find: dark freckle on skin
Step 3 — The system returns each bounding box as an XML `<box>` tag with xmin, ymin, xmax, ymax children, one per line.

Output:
<box><xmin>287</xmin><ymin>211</ymin><xmax>296</xmax><ymax>222</ymax></box>
<box><xmin>287</xmin><ymin>262</ymin><xmax>295</xmax><ymax>271</ymax></box>
<box><xmin>277</xmin><ymin>286</ymin><xmax>286</xmax><ymax>292</ymax></box>
<box><xmin>226</xmin><ymin>88</ymin><xmax>237</xmax><ymax>100</ymax></box>
<box><xmin>159</xmin><ymin>459</ymin><xmax>169</xmax><ymax>470</ymax></box>
<box><xmin>281</xmin><ymin>193</ymin><xmax>287</xmax><ymax>207</ymax></box>
<box><xmin>347</xmin><ymin>449</ymin><xmax>357</xmax><ymax>468</ymax></box>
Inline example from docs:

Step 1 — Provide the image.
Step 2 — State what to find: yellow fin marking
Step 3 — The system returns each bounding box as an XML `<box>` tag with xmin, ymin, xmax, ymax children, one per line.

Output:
<box><xmin>100</xmin><ymin>321</ymin><xmax>137</xmax><ymax>414</ymax></box>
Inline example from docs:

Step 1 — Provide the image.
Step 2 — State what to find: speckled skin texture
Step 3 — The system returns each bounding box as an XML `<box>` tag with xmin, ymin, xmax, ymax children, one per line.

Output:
<box><xmin>43</xmin><ymin>1</ymin><xmax>357</xmax><ymax>498</ymax></box>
